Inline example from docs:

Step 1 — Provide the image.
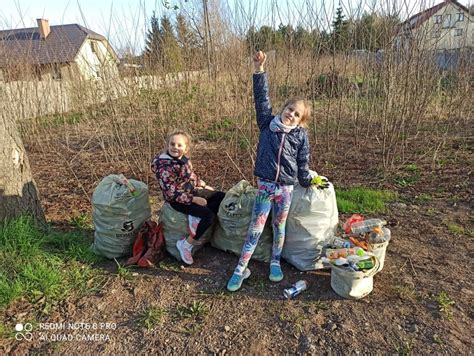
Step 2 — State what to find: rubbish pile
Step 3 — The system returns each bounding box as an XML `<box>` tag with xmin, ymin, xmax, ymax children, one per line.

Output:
<box><xmin>322</xmin><ymin>214</ymin><xmax>391</xmax><ymax>299</ymax></box>
<box><xmin>322</xmin><ymin>247</ymin><xmax>375</xmax><ymax>272</ymax></box>
<box><xmin>342</xmin><ymin>214</ymin><xmax>390</xmax><ymax>247</ymax></box>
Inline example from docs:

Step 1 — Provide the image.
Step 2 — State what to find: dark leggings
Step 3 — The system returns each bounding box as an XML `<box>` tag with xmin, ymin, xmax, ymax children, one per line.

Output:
<box><xmin>170</xmin><ymin>190</ymin><xmax>225</xmax><ymax>240</ymax></box>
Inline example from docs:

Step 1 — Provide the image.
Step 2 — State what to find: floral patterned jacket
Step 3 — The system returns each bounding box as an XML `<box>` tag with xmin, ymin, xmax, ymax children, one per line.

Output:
<box><xmin>151</xmin><ymin>153</ymin><xmax>206</xmax><ymax>205</ymax></box>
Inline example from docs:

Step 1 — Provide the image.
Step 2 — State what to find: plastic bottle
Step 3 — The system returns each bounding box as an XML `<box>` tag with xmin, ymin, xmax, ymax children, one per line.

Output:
<box><xmin>350</xmin><ymin>218</ymin><xmax>386</xmax><ymax>235</ymax></box>
<box><xmin>326</xmin><ymin>247</ymin><xmax>365</xmax><ymax>260</ymax></box>
<box><xmin>330</xmin><ymin>236</ymin><xmax>353</xmax><ymax>249</ymax></box>
<box><xmin>369</xmin><ymin>227</ymin><xmax>391</xmax><ymax>243</ymax></box>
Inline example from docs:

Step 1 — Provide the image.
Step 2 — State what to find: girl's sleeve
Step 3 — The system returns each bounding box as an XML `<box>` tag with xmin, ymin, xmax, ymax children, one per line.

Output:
<box><xmin>297</xmin><ymin>132</ymin><xmax>312</xmax><ymax>188</ymax></box>
<box><xmin>174</xmin><ymin>190</ymin><xmax>193</xmax><ymax>204</ymax></box>
<box><xmin>253</xmin><ymin>72</ymin><xmax>274</xmax><ymax>130</ymax></box>
<box><xmin>189</xmin><ymin>161</ymin><xmax>206</xmax><ymax>188</ymax></box>
<box><xmin>150</xmin><ymin>157</ymin><xmax>160</xmax><ymax>174</ymax></box>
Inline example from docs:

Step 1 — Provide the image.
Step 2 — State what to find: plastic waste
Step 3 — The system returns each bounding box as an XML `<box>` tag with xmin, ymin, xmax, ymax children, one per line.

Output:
<box><xmin>334</xmin><ymin>257</ymin><xmax>348</xmax><ymax>266</ymax></box>
<box><xmin>350</xmin><ymin>219</ymin><xmax>386</xmax><ymax>235</ymax></box>
<box><xmin>349</xmin><ymin>236</ymin><xmax>368</xmax><ymax>250</ymax></box>
<box><xmin>326</xmin><ymin>247</ymin><xmax>366</xmax><ymax>260</ymax></box>
<box><xmin>330</xmin><ymin>236</ymin><xmax>353</xmax><ymax>249</ymax></box>
<box><xmin>342</xmin><ymin>214</ymin><xmax>364</xmax><ymax>234</ymax></box>
<box><xmin>355</xmin><ymin>259</ymin><xmax>375</xmax><ymax>270</ymax></box>
<box><xmin>330</xmin><ymin>255</ymin><xmax>380</xmax><ymax>299</ymax></box>
<box><xmin>331</xmin><ymin>256</ymin><xmax>374</xmax><ymax>271</ymax></box>
<box><xmin>369</xmin><ymin>226</ymin><xmax>391</xmax><ymax>243</ymax></box>
<box><xmin>116</xmin><ymin>174</ymin><xmax>138</xmax><ymax>196</ymax></box>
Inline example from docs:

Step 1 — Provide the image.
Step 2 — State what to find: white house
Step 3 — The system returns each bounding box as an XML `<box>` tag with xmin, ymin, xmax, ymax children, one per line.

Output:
<box><xmin>0</xmin><ymin>19</ymin><xmax>119</xmax><ymax>81</ymax></box>
<box><xmin>395</xmin><ymin>0</ymin><xmax>473</xmax><ymax>51</ymax></box>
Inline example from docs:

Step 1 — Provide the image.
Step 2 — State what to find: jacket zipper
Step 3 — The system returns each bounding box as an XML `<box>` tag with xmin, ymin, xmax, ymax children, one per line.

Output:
<box><xmin>274</xmin><ymin>133</ymin><xmax>286</xmax><ymax>182</ymax></box>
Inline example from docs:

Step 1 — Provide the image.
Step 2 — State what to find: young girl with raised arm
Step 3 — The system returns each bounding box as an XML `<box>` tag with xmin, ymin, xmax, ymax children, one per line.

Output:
<box><xmin>227</xmin><ymin>51</ymin><xmax>316</xmax><ymax>291</ymax></box>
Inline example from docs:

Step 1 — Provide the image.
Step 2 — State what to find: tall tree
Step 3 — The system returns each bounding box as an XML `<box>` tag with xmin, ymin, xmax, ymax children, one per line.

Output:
<box><xmin>176</xmin><ymin>13</ymin><xmax>199</xmax><ymax>68</ymax></box>
<box><xmin>176</xmin><ymin>14</ymin><xmax>196</xmax><ymax>49</ymax></box>
<box><xmin>160</xmin><ymin>15</ymin><xmax>184</xmax><ymax>72</ymax></box>
<box><xmin>0</xmin><ymin>113</ymin><xmax>45</xmax><ymax>223</ymax></box>
<box><xmin>294</xmin><ymin>25</ymin><xmax>313</xmax><ymax>51</ymax></box>
<box><xmin>277</xmin><ymin>23</ymin><xmax>295</xmax><ymax>49</ymax></box>
<box><xmin>350</xmin><ymin>13</ymin><xmax>400</xmax><ymax>51</ymax></box>
<box><xmin>202</xmin><ymin>0</ymin><xmax>213</xmax><ymax>78</ymax></box>
<box><xmin>144</xmin><ymin>11</ymin><xmax>162</xmax><ymax>70</ymax></box>
<box><xmin>245</xmin><ymin>26</ymin><xmax>258</xmax><ymax>51</ymax></box>
<box><xmin>253</xmin><ymin>26</ymin><xmax>275</xmax><ymax>51</ymax></box>
<box><xmin>332</xmin><ymin>5</ymin><xmax>349</xmax><ymax>52</ymax></box>
<box><xmin>144</xmin><ymin>13</ymin><xmax>183</xmax><ymax>72</ymax></box>
<box><xmin>351</xmin><ymin>13</ymin><xmax>375</xmax><ymax>50</ymax></box>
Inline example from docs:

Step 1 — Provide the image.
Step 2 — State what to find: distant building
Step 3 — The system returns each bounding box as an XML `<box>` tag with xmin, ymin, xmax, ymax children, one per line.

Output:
<box><xmin>0</xmin><ymin>19</ymin><xmax>119</xmax><ymax>81</ymax></box>
<box><xmin>394</xmin><ymin>0</ymin><xmax>473</xmax><ymax>51</ymax></box>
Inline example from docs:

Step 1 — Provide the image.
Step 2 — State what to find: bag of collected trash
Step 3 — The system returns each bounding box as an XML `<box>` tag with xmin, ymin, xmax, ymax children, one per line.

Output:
<box><xmin>125</xmin><ymin>221</ymin><xmax>165</xmax><ymax>267</ymax></box>
<box><xmin>159</xmin><ymin>202</ymin><xmax>213</xmax><ymax>261</ymax></box>
<box><xmin>211</xmin><ymin>180</ymin><xmax>272</xmax><ymax>263</ymax></box>
<box><xmin>92</xmin><ymin>174</ymin><xmax>151</xmax><ymax>258</ymax></box>
<box><xmin>282</xmin><ymin>174</ymin><xmax>338</xmax><ymax>270</ymax></box>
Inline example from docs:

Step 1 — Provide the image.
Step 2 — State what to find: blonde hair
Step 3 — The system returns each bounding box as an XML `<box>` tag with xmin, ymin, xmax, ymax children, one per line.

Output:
<box><xmin>165</xmin><ymin>130</ymin><xmax>193</xmax><ymax>155</ymax></box>
<box><xmin>279</xmin><ymin>98</ymin><xmax>312</xmax><ymax>128</ymax></box>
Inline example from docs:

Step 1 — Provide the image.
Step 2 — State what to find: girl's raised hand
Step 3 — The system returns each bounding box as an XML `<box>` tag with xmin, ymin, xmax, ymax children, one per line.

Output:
<box><xmin>253</xmin><ymin>51</ymin><xmax>266</xmax><ymax>72</ymax></box>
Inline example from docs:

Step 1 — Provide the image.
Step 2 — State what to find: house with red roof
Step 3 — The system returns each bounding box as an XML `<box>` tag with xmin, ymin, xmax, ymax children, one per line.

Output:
<box><xmin>395</xmin><ymin>0</ymin><xmax>473</xmax><ymax>52</ymax></box>
<box><xmin>0</xmin><ymin>19</ymin><xmax>119</xmax><ymax>82</ymax></box>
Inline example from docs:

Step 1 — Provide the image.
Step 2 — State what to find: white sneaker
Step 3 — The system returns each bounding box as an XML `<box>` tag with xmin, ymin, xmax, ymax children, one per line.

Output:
<box><xmin>176</xmin><ymin>238</ymin><xmax>193</xmax><ymax>265</ymax></box>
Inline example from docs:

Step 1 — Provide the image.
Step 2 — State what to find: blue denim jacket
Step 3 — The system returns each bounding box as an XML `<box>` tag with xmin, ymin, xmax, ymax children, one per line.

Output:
<box><xmin>253</xmin><ymin>72</ymin><xmax>312</xmax><ymax>187</ymax></box>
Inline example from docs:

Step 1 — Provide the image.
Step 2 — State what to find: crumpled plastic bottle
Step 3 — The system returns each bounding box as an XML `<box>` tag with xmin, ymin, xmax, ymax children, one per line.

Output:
<box><xmin>350</xmin><ymin>218</ymin><xmax>386</xmax><ymax>235</ymax></box>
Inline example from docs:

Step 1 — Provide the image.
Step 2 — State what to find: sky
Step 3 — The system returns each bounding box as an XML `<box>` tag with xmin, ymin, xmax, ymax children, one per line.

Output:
<box><xmin>0</xmin><ymin>0</ymin><xmax>471</xmax><ymax>55</ymax></box>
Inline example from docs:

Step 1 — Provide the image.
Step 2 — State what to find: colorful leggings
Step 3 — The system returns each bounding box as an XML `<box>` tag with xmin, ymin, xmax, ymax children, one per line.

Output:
<box><xmin>235</xmin><ymin>179</ymin><xmax>294</xmax><ymax>275</ymax></box>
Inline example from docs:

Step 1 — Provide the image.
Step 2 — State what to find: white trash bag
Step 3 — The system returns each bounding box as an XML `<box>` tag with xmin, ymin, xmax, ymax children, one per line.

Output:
<box><xmin>282</xmin><ymin>173</ymin><xmax>339</xmax><ymax>270</ymax></box>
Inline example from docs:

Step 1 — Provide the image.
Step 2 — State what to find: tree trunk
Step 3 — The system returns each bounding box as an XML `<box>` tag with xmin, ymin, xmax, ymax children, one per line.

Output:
<box><xmin>203</xmin><ymin>0</ymin><xmax>213</xmax><ymax>79</ymax></box>
<box><xmin>0</xmin><ymin>113</ymin><xmax>45</xmax><ymax>223</ymax></box>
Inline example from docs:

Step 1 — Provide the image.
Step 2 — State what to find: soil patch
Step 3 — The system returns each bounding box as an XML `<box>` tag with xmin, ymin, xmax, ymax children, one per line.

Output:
<box><xmin>1</xmin><ymin>120</ymin><xmax>472</xmax><ymax>354</ymax></box>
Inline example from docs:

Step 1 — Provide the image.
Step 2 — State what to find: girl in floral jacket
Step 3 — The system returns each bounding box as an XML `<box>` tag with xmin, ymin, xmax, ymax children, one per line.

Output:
<box><xmin>151</xmin><ymin>130</ymin><xmax>225</xmax><ymax>265</ymax></box>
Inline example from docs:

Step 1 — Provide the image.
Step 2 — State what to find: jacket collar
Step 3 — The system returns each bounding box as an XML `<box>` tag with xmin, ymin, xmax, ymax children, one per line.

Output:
<box><xmin>159</xmin><ymin>152</ymin><xmax>189</xmax><ymax>164</ymax></box>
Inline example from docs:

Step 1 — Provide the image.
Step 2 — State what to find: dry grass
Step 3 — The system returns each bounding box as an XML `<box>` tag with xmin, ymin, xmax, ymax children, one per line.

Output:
<box><xmin>2</xmin><ymin>0</ymin><xmax>472</xmax><ymax>191</ymax></box>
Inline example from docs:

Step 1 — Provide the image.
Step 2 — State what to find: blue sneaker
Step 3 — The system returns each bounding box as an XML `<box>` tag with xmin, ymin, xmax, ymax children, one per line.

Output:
<box><xmin>269</xmin><ymin>264</ymin><xmax>284</xmax><ymax>282</ymax></box>
<box><xmin>226</xmin><ymin>268</ymin><xmax>251</xmax><ymax>292</ymax></box>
